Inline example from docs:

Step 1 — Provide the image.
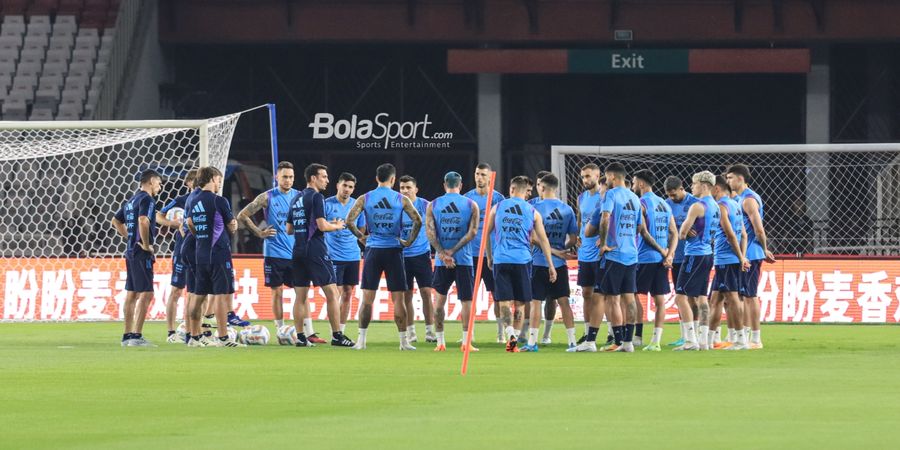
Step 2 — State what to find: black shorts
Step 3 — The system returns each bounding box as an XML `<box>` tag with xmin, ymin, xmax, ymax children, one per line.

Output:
<box><xmin>195</xmin><ymin>261</ymin><xmax>235</xmax><ymax>296</ymax></box>
<box><xmin>577</xmin><ymin>261</ymin><xmax>599</xmax><ymax>288</ymax></box>
<box><xmin>740</xmin><ymin>260</ymin><xmax>763</xmax><ymax>298</ymax></box>
<box><xmin>493</xmin><ymin>263</ymin><xmax>532</xmax><ymax>303</ymax></box>
<box><xmin>404</xmin><ymin>251</ymin><xmax>434</xmax><ymax>291</ymax></box>
<box><xmin>472</xmin><ymin>256</ymin><xmax>495</xmax><ymax>292</ymax></box>
<box><xmin>675</xmin><ymin>255</ymin><xmax>713</xmax><ymax>297</ymax></box>
<box><xmin>598</xmin><ymin>260</ymin><xmax>637</xmax><ymax>296</ymax></box>
<box><xmin>125</xmin><ymin>253</ymin><xmax>154</xmax><ymax>293</ymax></box>
<box><xmin>532</xmin><ymin>265</ymin><xmax>570</xmax><ymax>300</ymax></box>
<box><xmin>292</xmin><ymin>254</ymin><xmax>336</xmax><ymax>288</ymax></box>
<box><xmin>712</xmin><ymin>263</ymin><xmax>742</xmax><ymax>293</ymax></box>
<box><xmin>636</xmin><ymin>262</ymin><xmax>671</xmax><ymax>296</ymax></box>
<box><xmin>671</xmin><ymin>262</ymin><xmax>682</xmax><ymax>286</ymax></box>
<box><xmin>170</xmin><ymin>253</ymin><xmax>186</xmax><ymax>289</ymax></box>
<box><xmin>264</xmin><ymin>257</ymin><xmax>293</xmax><ymax>288</ymax></box>
<box><xmin>362</xmin><ymin>247</ymin><xmax>406</xmax><ymax>291</ymax></box>
<box><xmin>433</xmin><ymin>265</ymin><xmax>475</xmax><ymax>301</ymax></box>
<box><xmin>333</xmin><ymin>260</ymin><xmax>361</xmax><ymax>286</ymax></box>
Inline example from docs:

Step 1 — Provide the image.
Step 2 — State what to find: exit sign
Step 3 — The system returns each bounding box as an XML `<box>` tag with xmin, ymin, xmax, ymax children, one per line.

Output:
<box><xmin>568</xmin><ymin>49</ymin><xmax>690</xmax><ymax>73</ymax></box>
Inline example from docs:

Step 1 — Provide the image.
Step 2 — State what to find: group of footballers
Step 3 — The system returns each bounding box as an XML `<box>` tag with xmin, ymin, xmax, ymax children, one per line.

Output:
<box><xmin>112</xmin><ymin>158</ymin><xmax>773</xmax><ymax>352</ymax></box>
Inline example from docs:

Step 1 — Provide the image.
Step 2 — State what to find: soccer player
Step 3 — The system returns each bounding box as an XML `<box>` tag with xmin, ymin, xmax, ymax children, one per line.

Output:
<box><xmin>726</xmin><ymin>164</ymin><xmax>776</xmax><ymax>349</ymax></box>
<box><xmin>522</xmin><ymin>170</ymin><xmax>549</xmax><ymax>343</ymax></box>
<box><xmin>186</xmin><ymin>167</ymin><xmax>242</xmax><ymax>347</ymax></box>
<box><xmin>664</xmin><ymin>176</ymin><xmax>700</xmax><ymax>346</ymax></box>
<box><xmin>464</xmin><ymin>163</ymin><xmax>506</xmax><ymax>343</ymax></box>
<box><xmin>399</xmin><ymin>175</ymin><xmax>435</xmax><ymax>343</ymax></box>
<box><xmin>632</xmin><ymin>169</ymin><xmax>677</xmax><ymax>351</ymax></box>
<box><xmin>111</xmin><ymin>169</ymin><xmax>162</xmax><ymax>347</ymax></box>
<box><xmin>674</xmin><ymin>171</ymin><xmax>720</xmax><ymax>351</ymax></box>
<box><xmin>427</xmin><ymin>171</ymin><xmax>479</xmax><ymax>351</ymax></box>
<box><xmin>346</xmin><ymin>163</ymin><xmax>423</xmax><ymax>350</ymax></box>
<box><xmin>575</xmin><ymin>165</ymin><xmax>605</xmax><ymax>344</ymax></box>
<box><xmin>570</xmin><ymin>162</ymin><xmax>642</xmax><ymax>353</ymax></box>
<box><xmin>237</xmin><ymin>161</ymin><xmax>312</xmax><ymax>337</ymax></box>
<box><xmin>156</xmin><ymin>169</ymin><xmax>197</xmax><ymax>343</ymax></box>
<box><xmin>710</xmin><ymin>174</ymin><xmax>750</xmax><ymax>350</ymax></box>
<box><xmin>179</xmin><ymin>183</ymin><xmax>208</xmax><ymax>345</ymax></box>
<box><xmin>286</xmin><ymin>164</ymin><xmax>354</xmax><ymax>347</ymax></box>
<box><xmin>485</xmin><ymin>175</ymin><xmax>555</xmax><ymax>353</ymax></box>
<box><xmin>530</xmin><ymin>174</ymin><xmax>579</xmax><ymax>350</ymax></box>
<box><xmin>324</xmin><ymin>173</ymin><xmax>366</xmax><ymax>335</ymax></box>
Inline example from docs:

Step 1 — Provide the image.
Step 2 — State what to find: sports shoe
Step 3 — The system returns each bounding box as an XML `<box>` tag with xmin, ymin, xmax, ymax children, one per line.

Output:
<box><xmin>567</xmin><ymin>341</ymin><xmax>597</xmax><ymax>352</ymax></box>
<box><xmin>519</xmin><ymin>344</ymin><xmax>539</xmax><ymax>352</ymax></box>
<box><xmin>541</xmin><ymin>337</ymin><xmax>552</xmax><ymax>345</ymax></box>
<box><xmin>643</xmin><ymin>343</ymin><xmax>662</xmax><ymax>352</ymax></box>
<box><xmin>604</xmin><ymin>335</ymin><xmax>615</xmax><ymax>346</ymax></box>
<box><xmin>496</xmin><ymin>333</ymin><xmax>505</xmax><ymax>343</ymax></box>
<box><xmin>460</xmin><ymin>343</ymin><xmax>479</xmax><ymax>353</ymax></box>
<box><xmin>128</xmin><ymin>337</ymin><xmax>156</xmax><ymax>347</ymax></box>
<box><xmin>199</xmin><ymin>335</ymin><xmax>217</xmax><ymax>347</ymax></box>
<box><xmin>505</xmin><ymin>336</ymin><xmax>518</xmax><ymax>353</ymax></box>
<box><xmin>166</xmin><ymin>334</ymin><xmax>180</xmax><ymax>344</ymax></box>
<box><xmin>308</xmin><ymin>333</ymin><xmax>327</xmax><ymax>344</ymax></box>
<box><xmin>749</xmin><ymin>342</ymin><xmax>764</xmax><ymax>350</ymax></box>
<box><xmin>331</xmin><ymin>333</ymin><xmax>355</xmax><ymax>347</ymax></box>
<box><xmin>673</xmin><ymin>342</ymin><xmax>699</xmax><ymax>351</ymax></box>
<box><xmin>226</xmin><ymin>311</ymin><xmax>250</xmax><ymax>327</ymax></box>
<box><xmin>120</xmin><ymin>338</ymin><xmax>134</xmax><ymax>347</ymax></box>
<box><xmin>576</xmin><ymin>334</ymin><xmax>587</xmax><ymax>344</ymax></box>
<box><xmin>567</xmin><ymin>343</ymin><xmax>576</xmax><ymax>350</ymax></box>
<box><xmin>216</xmin><ymin>338</ymin><xmax>246</xmax><ymax>348</ymax></box>
<box><xmin>187</xmin><ymin>338</ymin><xmax>204</xmax><ymax>348</ymax></box>
<box><xmin>599</xmin><ymin>343</ymin><xmax>619</xmax><ymax>352</ymax></box>
<box><xmin>615</xmin><ymin>343</ymin><xmax>634</xmax><ymax>353</ymax></box>
<box><xmin>667</xmin><ymin>338</ymin><xmax>685</xmax><ymax>347</ymax></box>
<box><xmin>713</xmin><ymin>341</ymin><xmax>733</xmax><ymax>350</ymax></box>
<box><xmin>434</xmin><ymin>344</ymin><xmax>446</xmax><ymax>352</ymax></box>
<box><xmin>727</xmin><ymin>342</ymin><xmax>749</xmax><ymax>351</ymax></box>
<box><xmin>399</xmin><ymin>342</ymin><xmax>417</xmax><ymax>351</ymax></box>
<box><xmin>352</xmin><ymin>341</ymin><xmax>366</xmax><ymax>350</ymax></box>
<box><xmin>633</xmin><ymin>336</ymin><xmax>643</xmax><ymax>346</ymax></box>
<box><xmin>425</xmin><ymin>333</ymin><xmax>438</xmax><ymax>343</ymax></box>
<box><xmin>408</xmin><ymin>330</ymin><xmax>418</xmax><ymax>343</ymax></box>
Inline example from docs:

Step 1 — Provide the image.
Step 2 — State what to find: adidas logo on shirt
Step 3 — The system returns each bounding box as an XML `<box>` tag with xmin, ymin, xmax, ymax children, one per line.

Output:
<box><xmin>504</xmin><ymin>204</ymin><xmax>524</xmax><ymax>216</ymax></box>
<box><xmin>192</xmin><ymin>202</ymin><xmax>205</xmax><ymax>214</ymax></box>
<box><xmin>655</xmin><ymin>203</ymin><xmax>668</xmax><ymax>213</ymax></box>
<box><xmin>623</xmin><ymin>200</ymin><xmax>636</xmax><ymax>211</ymax></box>
<box><xmin>374</xmin><ymin>198</ymin><xmax>392</xmax><ymax>209</ymax></box>
<box><xmin>548</xmin><ymin>208</ymin><xmax>563</xmax><ymax>221</ymax></box>
<box><xmin>441</xmin><ymin>202</ymin><xmax>460</xmax><ymax>214</ymax></box>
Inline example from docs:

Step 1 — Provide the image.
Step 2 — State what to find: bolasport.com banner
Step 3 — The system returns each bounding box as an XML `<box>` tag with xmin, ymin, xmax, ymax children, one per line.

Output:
<box><xmin>2</xmin><ymin>257</ymin><xmax>900</xmax><ymax>323</ymax></box>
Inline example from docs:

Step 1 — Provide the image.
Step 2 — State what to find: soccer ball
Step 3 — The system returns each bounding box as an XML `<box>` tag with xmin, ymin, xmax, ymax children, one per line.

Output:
<box><xmin>239</xmin><ymin>325</ymin><xmax>271</xmax><ymax>345</ymax></box>
<box><xmin>276</xmin><ymin>325</ymin><xmax>297</xmax><ymax>345</ymax></box>
<box><xmin>175</xmin><ymin>322</ymin><xmax>188</xmax><ymax>341</ymax></box>
<box><xmin>227</xmin><ymin>326</ymin><xmax>238</xmax><ymax>341</ymax></box>
<box><xmin>165</xmin><ymin>207</ymin><xmax>184</xmax><ymax>222</ymax></box>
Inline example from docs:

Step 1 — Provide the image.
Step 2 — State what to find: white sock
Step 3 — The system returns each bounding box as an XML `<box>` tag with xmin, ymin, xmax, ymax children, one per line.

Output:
<box><xmin>751</xmin><ymin>329</ymin><xmax>761</xmax><ymax>344</ymax></box>
<box><xmin>736</xmin><ymin>329</ymin><xmax>747</xmax><ymax>346</ymax></box>
<box><xmin>399</xmin><ymin>331</ymin><xmax>408</xmax><ymax>344</ymax></box>
<box><xmin>358</xmin><ymin>328</ymin><xmax>367</xmax><ymax>343</ymax></box>
<box><xmin>699</xmin><ymin>326</ymin><xmax>709</xmax><ymax>347</ymax></box>
<box><xmin>651</xmin><ymin>327</ymin><xmax>663</xmax><ymax>344</ymax></box>
<box><xmin>522</xmin><ymin>319</ymin><xmax>530</xmax><ymax>333</ymax></box>
<box><xmin>623</xmin><ymin>341</ymin><xmax>634</xmax><ymax>351</ymax></box>
<box><xmin>407</xmin><ymin>325</ymin><xmax>416</xmax><ymax>334</ymax></box>
<box><xmin>425</xmin><ymin>324</ymin><xmax>434</xmax><ymax>335</ymax></box>
<box><xmin>565</xmin><ymin>327</ymin><xmax>576</xmax><ymax>346</ymax></box>
<box><xmin>693</xmin><ymin>320</ymin><xmax>699</xmax><ymax>334</ymax></box>
<box><xmin>515</xmin><ymin>329</ymin><xmax>524</xmax><ymax>341</ymax></box>
<box><xmin>275</xmin><ymin>319</ymin><xmax>284</xmax><ymax>328</ymax></box>
<box><xmin>726</xmin><ymin>328</ymin><xmax>734</xmax><ymax>342</ymax></box>
<box><xmin>543</xmin><ymin>318</ymin><xmax>554</xmax><ymax>340</ymax></box>
<box><xmin>497</xmin><ymin>320</ymin><xmax>504</xmax><ymax>336</ymax></box>
<box><xmin>584</xmin><ymin>320</ymin><xmax>590</xmax><ymax>334</ymax></box>
<box><xmin>528</xmin><ymin>328</ymin><xmax>539</xmax><ymax>346</ymax></box>
<box><xmin>340</xmin><ymin>323</ymin><xmax>346</xmax><ymax>333</ymax></box>
<box><xmin>304</xmin><ymin>318</ymin><xmax>315</xmax><ymax>335</ymax></box>
<box><xmin>505</xmin><ymin>326</ymin><xmax>517</xmax><ymax>340</ymax></box>
<box><xmin>713</xmin><ymin>328</ymin><xmax>721</xmax><ymax>344</ymax></box>
<box><xmin>436</xmin><ymin>331</ymin><xmax>445</xmax><ymax>345</ymax></box>
<box><xmin>607</xmin><ymin>322</ymin><xmax>614</xmax><ymax>337</ymax></box>
<box><xmin>743</xmin><ymin>326</ymin><xmax>751</xmax><ymax>337</ymax></box>
<box><xmin>683</xmin><ymin>321</ymin><xmax>696</xmax><ymax>343</ymax></box>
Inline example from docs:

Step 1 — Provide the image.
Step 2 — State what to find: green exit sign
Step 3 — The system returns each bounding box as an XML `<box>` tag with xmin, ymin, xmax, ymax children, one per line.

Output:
<box><xmin>568</xmin><ymin>49</ymin><xmax>690</xmax><ymax>74</ymax></box>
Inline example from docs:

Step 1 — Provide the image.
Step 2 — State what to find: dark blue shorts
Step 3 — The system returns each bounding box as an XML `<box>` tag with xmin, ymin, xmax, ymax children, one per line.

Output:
<box><xmin>362</xmin><ymin>247</ymin><xmax>406</xmax><ymax>291</ymax></box>
<box><xmin>264</xmin><ymin>257</ymin><xmax>293</xmax><ymax>288</ymax></box>
<box><xmin>433</xmin><ymin>265</ymin><xmax>475</xmax><ymax>301</ymax></box>
<box><xmin>404</xmin><ymin>251</ymin><xmax>434</xmax><ymax>291</ymax></box>
<box><xmin>292</xmin><ymin>254</ymin><xmax>336</xmax><ymax>288</ymax></box>
<box><xmin>712</xmin><ymin>264</ymin><xmax>742</xmax><ymax>293</ymax></box>
<box><xmin>532</xmin><ymin>264</ymin><xmax>570</xmax><ymax>300</ymax></box>
<box><xmin>493</xmin><ymin>263</ymin><xmax>532</xmax><ymax>303</ymax></box>
<box><xmin>675</xmin><ymin>255</ymin><xmax>713</xmax><ymax>297</ymax></box>
<box><xmin>182</xmin><ymin>242</ymin><xmax>196</xmax><ymax>293</ymax></box>
<box><xmin>195</xmin><ymin>261</ymin><xmax>235</xmax><ymax>296</ymax></box>
<box><xmin>333</xmin><ymin>260</ymin><xmax>360</xmax><ymax>286</ymax></box>
<box><xmin>125</xmin><ymin>253</ymin><xmax>154</xmax><ymax>293</ymax></box>
<box><xmin>671</xmin><ymin>262</ymin><xmax>683</xmax><ymax>287</ymax></box>
<box><xmin>740</xmin><ymin>260</ymin><xmax>763</xmax><ymax>298</ymax></box>
<box><xmin>637</xmin><ymin>262</ymin><xmax>670</xmax><ymax>296</ymax></box>
<box><xmin>472</xmin><ymin>256</ymin><xmax>495</xmax><ymax>292</ymax></box>
<box><xmin>577</xmin><ymin>261</ymin><xmax>599</xmax><ymax>288</ymax></box>
<box><xmin>598</xmin><ymin>260</ymin><xmax>637</xmax><ymax>296</ymax></box>
<box><xmin>170</xmin><ymin>253</ymin><xmax>186</xmax><ymax>289</ymax></box>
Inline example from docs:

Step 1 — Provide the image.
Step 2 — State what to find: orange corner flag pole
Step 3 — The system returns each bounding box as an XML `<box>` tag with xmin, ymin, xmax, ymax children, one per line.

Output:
<box><xmin>461</xmin><ymin>170</ymin><xmax>496</xmax><ymax>376</ymax></box>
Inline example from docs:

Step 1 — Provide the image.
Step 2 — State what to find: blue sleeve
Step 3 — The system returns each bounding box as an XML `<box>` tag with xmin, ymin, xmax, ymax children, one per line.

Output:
<box><xmin>313</xmin><ymin>193</ymin><xmax>326</xmax><ymax>221</ymax></box>
<box><xmin>114</xmin><ymin>205</ymin><xmax>125</xmax><ymax>222</ymax></box>
<box><xmin>137</xmin><ymin>196</ymin><xmax>151</xmax><ymax>218</ymax></box>
<box><xmin>160</xmin><ymin>199</ymin><xmax>179</xmax><ymax>214</ymax></box>
<box><xmin>589</xmin><ymin>207</ymin><xmax>601</xmax><ymax>227</ymax></box>
<box><xmin>216</xmin><ymin>196</ymin><xmax>234</xmax><ymax>223</ymax></box>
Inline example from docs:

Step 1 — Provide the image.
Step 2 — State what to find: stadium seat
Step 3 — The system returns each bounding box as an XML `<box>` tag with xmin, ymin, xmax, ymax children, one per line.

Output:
<box><xmin>30</xmin><ymin>107</ymin><xmax>54</xmax><ymax>120</ymax></box>
<box><xmin>23</xmin><ymin>34</ymin><xmax>49</xmax><ymax>50</ymax></box>
<box><xmin>19</xmin><ymin>47</ymin><xmax>45</xmax><ymax>64</ymax></box>
<box><xmin>56</xmin><ymin>102</ymin><xmax>81</xmax><ymax>119</ymax></box>
<box><xmin>42</xmin><ymin>60</ymin><xmax>68</xmax><ymax>76</ymax></box>
<box><xmin>53</xmin><ymin>16</ymin><xmax>78</xmax><ymax>35</ymax></box>
<box><xmin>46</xmin><ymin>47</ymin><xmax>71</xmax><ymax>63</ymax></box>
<box><xmin>2</xmin><ymin>98</ymin><xmax>28</xmax><ymax>120</ymax></box>
<box><xmin>71</xmin><ymin>47</ymin><xmax>95</xmax><ymax>64</ymax></box>
<box><xmin>16</xmin><ymin>61</ymin><xmax>41</xmax><ymax>77</ymax></box>
<box><xmin>0</xmin><ymin>34</ymin><xmax>22</xmax><ymax>49</ymax></box>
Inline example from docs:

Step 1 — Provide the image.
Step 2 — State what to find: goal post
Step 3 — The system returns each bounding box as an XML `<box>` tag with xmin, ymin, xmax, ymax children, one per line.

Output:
<box><xmin>552</xmin><ymin>143</ymin><xmax>900</xmax><ymax>256</ymax></box>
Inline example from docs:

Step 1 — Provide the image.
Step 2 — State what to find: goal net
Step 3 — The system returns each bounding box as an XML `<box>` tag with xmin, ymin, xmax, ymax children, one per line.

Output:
<box><xmin>0</xmin><ymin>113</ymin><xmax>244</xmax><ymax>320</ymax></box>
<box><xmin>553</xmin><ymin>144</ymin><xmax>900</xmax><ymax>256</ymax></box>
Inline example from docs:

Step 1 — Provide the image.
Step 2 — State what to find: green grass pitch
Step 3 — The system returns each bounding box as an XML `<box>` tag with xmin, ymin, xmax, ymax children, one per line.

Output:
<box><xmin>2</xmin><ymin>322</ymin><xmax>899</xmax><ymax>449</ymax></box>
